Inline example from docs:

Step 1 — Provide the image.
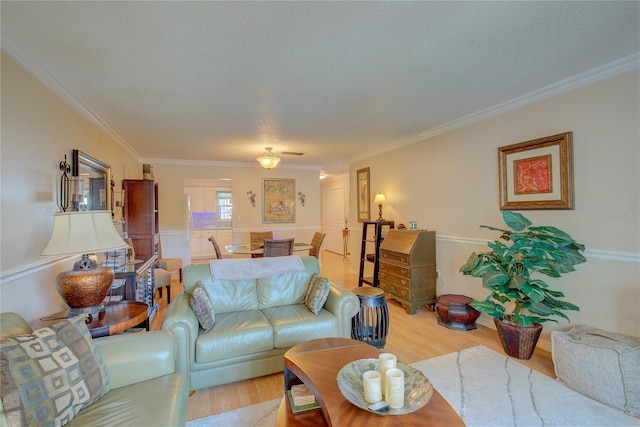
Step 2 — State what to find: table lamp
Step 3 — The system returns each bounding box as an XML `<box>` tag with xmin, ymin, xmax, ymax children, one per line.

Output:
<box><xmin>41</xmin><ymin>210</ymin><xmax>129</xmax><ymax>317</ymax></box>
<box><xmin>374</xmin><ymin>193</ymin><xmax>386</xmax><ymax>221</ymax></box>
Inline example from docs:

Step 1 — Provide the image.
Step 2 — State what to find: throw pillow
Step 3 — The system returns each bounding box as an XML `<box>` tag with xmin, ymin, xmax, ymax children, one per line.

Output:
<box><xmin>190</xmin><ymin>282</ymin><xmax>216</xmax><ymax>332</ymax></box>
<box><xmin>0</xmin><ymin>315</ymin><xmax>110</xmax><ymax>427</ymax></box>
<box><xmin>305</xmin><ymin>273</ymin><xmax>330</xmax><ymax>315</ymax></box>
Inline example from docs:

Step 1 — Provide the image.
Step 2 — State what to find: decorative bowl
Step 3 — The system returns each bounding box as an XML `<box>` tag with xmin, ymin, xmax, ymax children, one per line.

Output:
<box><xmin>336</xmin><ymin>358</ymin><xmax>433</xmax><ymax>415</ymax></box>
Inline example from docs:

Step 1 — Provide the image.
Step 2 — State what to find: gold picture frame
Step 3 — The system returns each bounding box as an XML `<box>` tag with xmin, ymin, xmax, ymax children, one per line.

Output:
<box><xmin>499</xmin><ymin>132</ymin><xmax>574</xmax><ymax>210</ymax></box>
<box><xmin>262</xmin><ymin>178</ymin><xmax>295</xmax><ymax>223</ymax></box>
<box><xmin>357</xmin><ymin>167</ymin><xmax>370</xmax><ymax>222</ymax></box>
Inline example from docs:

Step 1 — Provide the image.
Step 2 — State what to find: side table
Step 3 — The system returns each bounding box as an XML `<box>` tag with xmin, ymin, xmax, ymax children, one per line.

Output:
<box><xmin>32</xmin><ymin>301</ymin><xmax>150</xmax><ymax>338</ymax></box>
<box><xmin>350</xmin><ymin>287</ymin><xmax>389</xmax><ymax>348</ymax></box>
<box><xmin>435</xmin><ymin>294</ymin><xmax>480</xmax><ymax>331</ymax></box>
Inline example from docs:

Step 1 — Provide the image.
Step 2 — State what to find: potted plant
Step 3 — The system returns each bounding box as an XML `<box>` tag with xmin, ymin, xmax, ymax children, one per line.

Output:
<box><xmin>459</xmin><ymin>210</ymin><xmax>586</xmax><ymax>359</ymax></box>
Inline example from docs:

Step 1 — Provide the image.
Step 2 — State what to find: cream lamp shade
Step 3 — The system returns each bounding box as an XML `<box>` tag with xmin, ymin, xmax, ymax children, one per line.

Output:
<box><xmin>42</xmin><ymin>210</ymin><xmax>128</xmax><ymax>257</ymax></box>
<box><xmin>41</xmin><ymin>210</ymin><xmax>129</xmax><ymax>317</ymax></box>
<box><xmin>257</xmin><ymin>146</ymin><xmax>281</xmax><ymax>169</ymax></box>
<box><xmin>374</xmin><ymin>193</ymin><xmax>386</xmax><ymax>205</ymax></box>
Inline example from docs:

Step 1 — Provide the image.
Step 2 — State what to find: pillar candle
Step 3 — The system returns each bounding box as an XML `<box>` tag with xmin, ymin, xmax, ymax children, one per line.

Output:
<box><xmin>385</xmin><ymin>368</ymin><xmax>405</xmax><ymax>409</ymax></box>
<box><xmin>362</xmin><ymin>370</ymin><xmax>382</xmax><ymax>403</ymax></box>
<box><xmin>379</xmin><ymin>353</ymin><xmax>397</xmax><ymax>399</ymax></box>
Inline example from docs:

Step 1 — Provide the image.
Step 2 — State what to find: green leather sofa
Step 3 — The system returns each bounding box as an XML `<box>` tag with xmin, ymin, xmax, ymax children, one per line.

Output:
<box><xmin>0</xmin><ymin>312</ymin><xmax>189</xmax><ymax>427</ymax></box>
<box><xmin>162</xmin><ymin>256</ymin><xmax>360</xmax><ymax>391</ymax></box>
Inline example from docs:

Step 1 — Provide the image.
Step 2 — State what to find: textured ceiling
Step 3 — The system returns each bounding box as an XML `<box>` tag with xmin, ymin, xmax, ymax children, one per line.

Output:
<box><xmin>2</xmin><ymin>1</ymin><xmax>639</xmax><ymax>176</ymax></box>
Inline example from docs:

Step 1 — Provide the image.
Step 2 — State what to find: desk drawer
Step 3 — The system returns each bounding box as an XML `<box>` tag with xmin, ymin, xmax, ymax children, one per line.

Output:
<box><xmin>379</xmin><ymin>262</ymin><xmax>410</xmax><ymax>278</ymax></box>
<box><xmin>379</xmin><ymin>271</ymin><xmax>410</xmax><ymax>288</ymax></box>
<box><xmin>380</xmin><ymin>251</ymin><xmax>410</xmax><ymax>265</ymax></box>
<box><xmin>380</xmin><ymin>281</ymin><xmax>410</xmax><ymax>300</ymax></box>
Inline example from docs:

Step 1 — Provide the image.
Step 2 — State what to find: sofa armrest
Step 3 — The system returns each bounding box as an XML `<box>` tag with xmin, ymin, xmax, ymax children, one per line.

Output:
<box><xmin>323</xmin><ymin>282</ymin><xmax>359</xmax><ymax>337</ymax></box>
<box><xmin>94</xmin><ymin>330</ymin><xmax>177</xmax><ymax>390</ymax></box>
<box><xmin>161</xmin><ymin>292</ymin><xmax>199</xmax><ymax>386</ymax></box>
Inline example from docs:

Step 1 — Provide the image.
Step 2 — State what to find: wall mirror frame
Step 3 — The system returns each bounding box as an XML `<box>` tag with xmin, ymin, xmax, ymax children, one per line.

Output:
<box><xmin>72</xmin><ymin>149</ymin><xmax>112</xmax><ymax>212</ymax></box>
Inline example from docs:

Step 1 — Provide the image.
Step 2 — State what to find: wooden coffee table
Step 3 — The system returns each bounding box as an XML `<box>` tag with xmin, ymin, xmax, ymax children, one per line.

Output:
<box><xmin>276</xmin><ymin>337</ymin><xmax>464</xmax><ymax>426</ymax></box>
<box><xmin>32</xmin><ymin>301</ymin><xmax>149</xmax><ymax>338</ymax></box>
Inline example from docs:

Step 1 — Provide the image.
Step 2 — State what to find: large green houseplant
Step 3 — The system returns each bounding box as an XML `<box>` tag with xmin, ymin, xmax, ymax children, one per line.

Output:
<box><xmin>460</xmin><ymin>210</ymin><xmax>586</xmax><ymax>359</ymax></box>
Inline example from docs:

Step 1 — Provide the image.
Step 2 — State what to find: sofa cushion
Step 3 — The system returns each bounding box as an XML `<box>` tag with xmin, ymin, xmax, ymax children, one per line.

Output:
<box><xmin>66</xmin><ymin>373</ymin><xmax>187</xmax><ymax>427</ymax></box>
<box><xmin>257</xmin><ymin>270</ymin><xmax>312</xmax><ymax>309</ymax></box>
<box><xmin>304</xmin><ymin>273</ymin><xmax>330</xmax><ymax>315</ymax></box>
<box><xmin>195</xmin><ymin>311</ymin><xmax>273</xmax><ymax>363</ymax></box>
<box><xmin>262</xmin><ymin>305</ymin><xmax>340</xmax><ymax>348</ymax></box>
<box><xmin>190</xmin><ymin>282</ymin><xmax>215</xmax><ymax>332</ymax></box>
<box><xmin>552</xmin><ymin>325</ymin><xmax>640</xmax><ymax>416</ymax></box>
<box><xmin>0</xmin><ymin>315</ymin><xmax>110</xmax><ymax>427</ymax></box>
<box><xmin>200</xmin><ymin>278</ymin><xmax>259</xmax><ymax>314</ymax></box>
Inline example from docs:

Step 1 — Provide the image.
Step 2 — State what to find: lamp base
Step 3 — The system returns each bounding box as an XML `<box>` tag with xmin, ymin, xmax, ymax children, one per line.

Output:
<box><xmin>56</xmin><ymin>267</ymin><xmax>114</xmax><ymax>317</ymax></box>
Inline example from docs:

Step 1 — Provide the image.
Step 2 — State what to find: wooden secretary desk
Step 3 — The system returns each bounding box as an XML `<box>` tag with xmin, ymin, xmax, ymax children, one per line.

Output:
<box><xmin>379</xmin><ymin>229</ymin><xmax>437</xmax><ymax>314</ymax></box>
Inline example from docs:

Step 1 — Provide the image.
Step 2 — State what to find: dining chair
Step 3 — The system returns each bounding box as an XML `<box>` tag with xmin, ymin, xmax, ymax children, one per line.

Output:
<box><xmin>308</xmin><ymin>232</ymin><xmax>326</xmax><ymax>258</ymax></box>
<box><xmin>263</xmin><ymin>238</ymin><xmax>295</xmax><ymax>257</ymax></box>
<box><xmin>250</xmin><ymin>231</ymin><xmax>274</xmax><ymax>258</ymax></box>
<box><xmin>207</xmin><ymin>236</ymin><xmax>223</xmax><ymax>259</ymax></box>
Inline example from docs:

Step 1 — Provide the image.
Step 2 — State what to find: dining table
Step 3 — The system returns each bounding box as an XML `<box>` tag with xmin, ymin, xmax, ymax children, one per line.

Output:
<box><xmin>225</xmin><ymin>242</ymin><xmax>312</xmax><ymax>256</ymax></box>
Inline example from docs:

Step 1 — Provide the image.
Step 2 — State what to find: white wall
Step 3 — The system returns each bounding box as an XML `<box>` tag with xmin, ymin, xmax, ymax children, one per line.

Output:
<box><xmin>349</xmin><ymin>70</ymin><xmax>640</xmax><ymax>351</ymax></box>
<box><xmin>0</xmin><ymin>52</ymin><xmax>142</xmax><ymax>321</ymax></box>
<box><xmin>0</xmin><ymin>52</ymin><xmax>322</xmax><ymax>322</ymax></box>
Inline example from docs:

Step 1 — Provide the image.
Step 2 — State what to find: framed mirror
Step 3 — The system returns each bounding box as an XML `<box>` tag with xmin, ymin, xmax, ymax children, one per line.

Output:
<box><xmin>72</xmin><ymin>149</ymin><xmax>112</xmax><ymax>212</ymax></box>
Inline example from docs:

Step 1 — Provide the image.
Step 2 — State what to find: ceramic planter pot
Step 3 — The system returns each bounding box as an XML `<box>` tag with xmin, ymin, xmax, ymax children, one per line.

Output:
<box><xmin>494</xmin><ymin>317</ymin><xmax>543</xmax><ymax>360</ymax></box>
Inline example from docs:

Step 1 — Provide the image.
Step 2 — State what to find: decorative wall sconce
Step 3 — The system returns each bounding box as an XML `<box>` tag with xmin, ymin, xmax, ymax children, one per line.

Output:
<box><xmin>247</xmin><ymin>190</ymin><xmax>256</xmax><ymax>207</ymax></box>
<box><xmin>257</xmin><ymin>147</ymin><xmax>281</xmax><ymax>169</ymax></box>
<box><xmin>374</xmin><ymin>193</ymin><xmax>386</xmax><ymax>221</ymax></box>
<box><xmin>58</xmin><ymin>155</ymin><xmax>71</xmax><ymax>212</ymax></box>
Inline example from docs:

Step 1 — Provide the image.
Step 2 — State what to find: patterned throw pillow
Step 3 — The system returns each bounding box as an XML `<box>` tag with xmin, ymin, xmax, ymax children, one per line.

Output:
<box><xmin>0</xmin><ymin>315</ymin><xmax>110</xmax><ymax>427</ymax></box>
<box><xmin>190</xmin><ymin>282</ymin><xmax>216</xmax><ymax>332</ymax></box>
<box><xmin>305</xmin><ymin>273</ymin><xmax>330</xmax><ymax>315</ymax></box>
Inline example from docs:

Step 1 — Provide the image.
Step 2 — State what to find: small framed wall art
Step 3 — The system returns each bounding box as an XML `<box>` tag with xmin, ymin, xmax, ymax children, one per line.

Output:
<box><xmin>499</xmin><ymin>132</ymin><xmax>574</xmax><ymax>210</ymax></box>
<box><xmin>357</xmin><ymin>167</ymin><xmax>370</xmax><ymax>222</ymax></box>
<box><xmin>262</xmin><ymin>178</ymin><xmax>295</xmax><ymax>223</ymax></box>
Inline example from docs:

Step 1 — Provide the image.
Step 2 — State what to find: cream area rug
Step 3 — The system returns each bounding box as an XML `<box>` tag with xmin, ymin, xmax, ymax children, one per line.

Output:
<box><xmin>187</xmin><ymin>345</ymin><xmax>640</xmax><ymax>427</ymax></box>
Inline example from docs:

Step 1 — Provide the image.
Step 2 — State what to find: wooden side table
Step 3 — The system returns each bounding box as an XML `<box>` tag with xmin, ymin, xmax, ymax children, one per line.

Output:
<box><xmin>350</xmin><ymin>287</ymin><xmax>389</xmax><ymax>349</ymax></box>
<box><xmin>32</xmin><ymin>301</ymin><xmax>150</xmax><ymax>338</ymax></box>
<box><xmin>435</xmin><ymin>294</ymin><xmax>480</xmax><ymax>331</ymax></box>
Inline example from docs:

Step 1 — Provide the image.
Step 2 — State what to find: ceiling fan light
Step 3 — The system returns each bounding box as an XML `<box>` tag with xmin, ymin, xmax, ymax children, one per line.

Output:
<box><xmin>257</xmin><ymin>147</ymin><xmax>281</xmax><ymax>169</ymax></box>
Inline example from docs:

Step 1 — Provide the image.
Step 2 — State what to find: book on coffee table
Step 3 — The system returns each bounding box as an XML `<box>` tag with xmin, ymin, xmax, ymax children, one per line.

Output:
<box><xmin>287</xmin><ymin>384</ymin><xmax>320</xmax><ymax>414</ymax></box>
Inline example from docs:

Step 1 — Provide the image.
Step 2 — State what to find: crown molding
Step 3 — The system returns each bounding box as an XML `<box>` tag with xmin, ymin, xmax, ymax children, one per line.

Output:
<box><xmin>1</xmin><ymin>32</ymin><xmax>142</xmax><ymax>162</ymax></box>
<box><xmin>142</xmin><ymin>157</ymin><xmax>322</xmax><ymax>170</ymax></box>
<box><xmin>350</xmin><ymin>52</ymin><xmax>640</xmax><ymax>164</ymax></box>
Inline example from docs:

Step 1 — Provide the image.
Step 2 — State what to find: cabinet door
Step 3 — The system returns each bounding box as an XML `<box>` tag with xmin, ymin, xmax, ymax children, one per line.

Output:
<box><xmin>190</xmin><ymin>231</ymin><xmax>202</xmax><ymax>257</ymax></box>
<box><xmin>204</xmin><ymin>187</ymin><xmax>217</xmax><ymax>212</ymax></box>
<box><xmin>192</xmin><ymin>187</ymin><xmax>206</xmax><ymax>212</ymax></box>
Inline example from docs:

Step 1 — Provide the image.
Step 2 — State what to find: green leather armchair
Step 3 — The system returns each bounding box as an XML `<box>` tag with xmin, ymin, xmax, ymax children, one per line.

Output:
<box><xmin>0</xmin><ymin>312</ymin><xmax>189</xmax><ymax>427</ymax></box>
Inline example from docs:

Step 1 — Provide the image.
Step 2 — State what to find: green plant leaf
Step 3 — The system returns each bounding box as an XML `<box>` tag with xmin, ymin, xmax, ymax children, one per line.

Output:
<box><xmin>459</xmin><ymin>252</ymin><xmax>481</xmax><ymax>274</ymax></box>
<box><xmin>470</xmin><ymin>300</ymin><xmax>505</xmax><ymax>318</ymax></box>
<box><xmin>502</xmin><ymin>211</ymin><xmax>532</xmax><ymax>231</ymax></box>
<box><xmin>483</xmin><ymin>271</ymin><xmax>510</xmax><ymax>287</ymax></box>
<box><xmin>521</xmin><ymin>283</ymin><xmax>545</xmax><ymax>302</ymax></box>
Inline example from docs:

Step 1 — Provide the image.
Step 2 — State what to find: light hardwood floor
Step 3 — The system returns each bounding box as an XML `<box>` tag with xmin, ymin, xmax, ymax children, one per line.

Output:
<box><xmin>151</xmin><ymin>251</ymin><xmax>555</xmax><ymax>421</ymax></box>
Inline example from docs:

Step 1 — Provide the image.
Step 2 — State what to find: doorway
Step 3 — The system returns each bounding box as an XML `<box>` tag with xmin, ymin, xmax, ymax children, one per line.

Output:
<box><xmin>322</xmin><ymin>186</ymin><xmax>346</xmax><ymax>254</ymax></box>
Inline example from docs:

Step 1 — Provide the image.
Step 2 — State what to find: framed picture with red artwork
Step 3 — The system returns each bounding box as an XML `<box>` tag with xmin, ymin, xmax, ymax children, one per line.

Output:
<box><xmin>499</xmin><ymin>132</ymin><xmax>574</xmax><ymax>210</ymax></box>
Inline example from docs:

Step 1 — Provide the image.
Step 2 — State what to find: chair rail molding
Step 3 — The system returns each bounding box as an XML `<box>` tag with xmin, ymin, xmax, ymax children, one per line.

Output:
<box><xmin>436</xmin><ymin>234</ymin><xmax>639</xmax><ymax>264</ymax></box>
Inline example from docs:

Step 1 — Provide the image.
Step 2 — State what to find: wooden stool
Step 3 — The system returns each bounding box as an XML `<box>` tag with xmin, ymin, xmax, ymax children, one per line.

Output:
<box><xmin>435</xmin><ymin>294</ymin><xmax>480</xmax><ymax>331</ymax></box>
<box><xmin>351</xmin><ymin>287</ymin><xmax>389</xmax><ymax>349</ymax></box>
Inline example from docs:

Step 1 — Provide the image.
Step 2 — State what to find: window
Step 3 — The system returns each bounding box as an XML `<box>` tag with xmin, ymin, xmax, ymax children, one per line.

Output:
<box><xmin>217</xmin><ymin>191</ymin><xmax>232</xmax><ymax>220</ymax></box>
